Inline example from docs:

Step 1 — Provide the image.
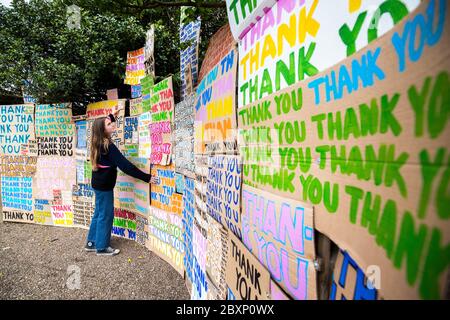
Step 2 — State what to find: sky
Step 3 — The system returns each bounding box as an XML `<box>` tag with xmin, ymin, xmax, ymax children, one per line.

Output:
<box><xmin>1</xmin><ymin>0</ymin><xmax>11</xmax><ymax>7</ymax></box>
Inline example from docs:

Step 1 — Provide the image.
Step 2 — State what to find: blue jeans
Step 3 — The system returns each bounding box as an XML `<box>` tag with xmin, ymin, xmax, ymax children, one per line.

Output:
<box><xmin>87</xmin><ymin>189</ymin><xmax>114</xmax><ymax>251</ymax></box>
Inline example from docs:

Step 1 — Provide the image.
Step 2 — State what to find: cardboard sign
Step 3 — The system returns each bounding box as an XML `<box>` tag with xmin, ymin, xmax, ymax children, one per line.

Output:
<box><xmin>2</xmin><ymin>209</ymin><xmax>34</xmax><ymax>224</ymax></box>
<box><xmin>75</xmin><ymin>120</ymin><xmax>87</xmax><ymax>149</ymax></box>
<box><xmin>138</xmin><ymin>111</ymin><xmax>152</xmax><ymax>158</ymax></box>
<box><xmin>130</xmin><ymin>97</ymin><xmax>143</xmax><ymax>116</ymax></box>
<box><xmin>238</xmin><ymin>0</ymin><xmax>450</xmax><ymax>299</ymax></box>
<box><xmin>37</xmin><ymin>136</ymin><xmax>75</xmax><ymax>157</ymax></box>
<box><xmin>191</xmin><ymin>220</ymin><xmax>208</xmax><ymax>300</ymax></box>
<box><xmin>34</xmin><ymin>199</ymin><xmax>54</xmax><ymax>225</ymax></box>
<box><xmin>114</xmin><ymin>156</ymin><xmax>150</xmax><ymax>216</ymax></box>
<box><xmin>110</xmin><ymin>108</ymin><xmax>125</xmax><ymax>151</ymax></box>
<box><xmin>85</xmin><ymin>119</ymin><xmax>94</xmax><ymax>160</ymax></box>
<box><xmin>35</xmin><ymin>103</ymin><xmax>74</xmax><ymax>137</ymax></box>
<box><xmin>72</xmin><ymin>184</ymin><xmax>95</xmax><ymax>228</ymax></box>
<box><xmin>85</xmin><ymin>99</ymin><xmax>125</xmax><ymax>119</ymax></box>
<box><xmin>144</xmin><ymin>26</ymin><xmax>155</xmax><ymax>78</ymax></box>
<box><xmin>149</xmin><ymin>77</ymin><xmax>175</xmax><ymax>165</ymax></box>
<box><xmin>242</xmin><ymin>185</ymin><xmax>317</xmax><ymax>300</ymax></box>
<box><xmin>0</xmin><ymin>104</ymin><xmax>35</xmax><ymax>155</ymax></box>
<box><xmin>206</xmin><ymin>215</ymin><xmax>228</xmax><ymax>299</ymax></box>
<box><xmin>124</xmin><ymin>116</ymin><xmax>139</xmax><ymax>145</ymax></box>
<box><xmin>33</xmin><ymin>157</ymin><xmax>76</xmax><ymax>200</ymax></box>
<box><xmin>141</xmin><ymin>75</ymin><xmax>154</xmax><ymax>113</ymax></box>
<box><xmin>236</xmin><ymin>0</ymin><xmax>420</xmax><ymax>107</ymax></box>
<box><xmin>183</xmin><ymin>176</ymin><xmax>196</xmax><ymax>285</ymax></box>
<box><xmin>51</xmin><ymin>204</ymin><xmax>74</xmax><ymax>227</ymax></box>
<box><xmin>1</xmin><ymin>176</ymin><xmax>33</xmax><ymax>214</ymax></box>
<box><xmin>174</xmin><ymin>94</ymin><xmax>196</xmax><ymax>177</ymax></box>
<box><xmin>106</xmin><ymin>88</ymin><xmax>118</xmax><ymax>100</ymax></box>
<box><xmin>175</xmin><ymin>172</ymin><xmax>185</xmax><ymax>194</ymax></box>
<box><xmin>112</xmin><ymin>208</ymin><xmax>137</xmax><ymax>240</ymax></box>
<box><xmin>124</xmin><ymin>47</ymin><xmax>145</xmax><ymax>85</ymax></box>
<box><xmin>19</xmin><ymin>139</ymin><xmax>38</xmax><ymax>157</ymax></box>
<box><xmin>180</xmin><ymin>16</ymin><xmax>201</xmax><ymax>99</ymax></box>
<box><xmin>226</xmin><ymin>231</ymin><xmax>271</xmax><ymax>300</ymax></box>
<box><xmin>131</xmin><ymin>85</ymin><xmax>142</xmax><ymax>99</ymax></box>
<box><xmin>75</xmin><ymin>149</ymin><xmax>89</xmax><ymax>184</ymax></box>
<box><xmin>330</xmin><ymin>250</ymin><xmax>379</xmax><ymax>300</ymax></box>
<box><xmin>194</xmin><ymin>48</ymin><xmax>238</xmax><ymax>154</ymax></box>
<box><xmin>270</xmin><ymin>280</ymin><xmax>291</xmax><ymax>300</ymax></box>
<box><xmin>206</xmin><ymin>155</ymin><xmax>243</xmax><ymax>238</ymax></box>
<box><xmin>135</xmin><ymin>212</ymin><xmax>149</xmax><ymax>246</ymax></box>
<box><xmin>151</xmin><ymin>164</ymin><xmax>183</xmax><ymax>215</ymax></box>
<box><xmin>147</xmin><ymin>206</ymin><xmax>185</xmax><ymax>276</ymax></box>
<box><xmin>225</xmin><ymin>0</ymin><xmax>277</xmax><ymax>41</ymax></box>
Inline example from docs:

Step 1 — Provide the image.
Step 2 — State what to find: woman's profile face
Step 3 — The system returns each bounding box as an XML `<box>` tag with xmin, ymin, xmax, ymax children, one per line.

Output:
<box><xmin>104</xmin><ymin>117</ymin><xmax>116</xmax><ymax>136</ymax></box>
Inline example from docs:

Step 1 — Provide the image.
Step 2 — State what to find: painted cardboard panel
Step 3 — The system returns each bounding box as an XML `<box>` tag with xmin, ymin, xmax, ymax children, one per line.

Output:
<box><xmin>195</xmin><ymin>48</ymin><xmax>238</xmax><ymax>154</ymax></box>
<box><xmin>149</xmin><ymin>77</ymin><xmax>175</xmax><ymax>165</ymax></box>
<box><xmin>236</xmin><ymin>0</ymin><xmax>420</xmax><ymax>108</ymax></box>
<box><xmin>225</xmin><ymin>0</ymin><xmax>277</xmax><ymax>41</ymax></box>
<box><xmin>147</xmin><ymin>206</ymin><xmax>185</xmax><ymax>276</ymax></box>
<box><xmin>125</xmin><ymin>47</ymin><xmax>145</xmax><ymax>85</ymax></box>
<box><xmin>0</xmin><ymin>104</ymin><xmax>35</xmax><ymax>155</ymax></box>
<box><xmin>206</xmin><ymin>215</ymin><xmax>228</xmax><ymax>298</ymax></box>
<box><xmin>174</xmin><ymin>94</ymin><xmax>196</xmax><ymax>177</ymax></box>
<box><xmin>242</xmin><ymin>185</ymin><xmax>317</xmax><ymax>300</ymax></box>
<box><xmin>85</xmin><ymin>99</ymin><xmax>125</xmax><ymax>119</ymax></box>
<box><xmin>206</xmin><ymin>155</ymin><xmax>243</xmax><ymax>239</ymax></box>
<box><xmin>237</xmin><ymin>1</ymin><xmax>450</xmax><ymax>299</ymax></box>
<box><xmin>112</xmin><ymin>208</ymin><xmax>137</xmax><ymax>241</ymax></box>
<box><xmin>198</xmin><ymin>24</ymin><xmax>236</xmax><ymax>83</ymax></box>
<box><xmin>34</xmin><ymin>198</ymin><xmax>54</xmax><ymax>226</ymax></box>
<box><xmin>225</xmin><ymin>231</ymin><xmax>271</xmax><ymax>300</ymax></box>
<box><xmin>180</xmin><ymin>15</ymin><xmax>201</xmax><ymax>99</ymax></box>
<box><xmin>330</xmin><ymin>250</ymin><xmax>379</xmax><ymax>300</ymax></box>
<box><xmin>151</xmin><ymin>164</ymin><xmax>183</xmax><ymax>216</ymax></box>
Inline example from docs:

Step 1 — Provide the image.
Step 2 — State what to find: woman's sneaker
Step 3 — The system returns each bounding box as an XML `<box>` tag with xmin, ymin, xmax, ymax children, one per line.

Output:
<box><xmin>96</xmin><ymin>247</ymin><xmax>120</xmax><ymax>256</ymax></box>
<box><xmin>84</xmin><ymin>241</ymin><xmax>96</xmax><ymax>252</ymax></box>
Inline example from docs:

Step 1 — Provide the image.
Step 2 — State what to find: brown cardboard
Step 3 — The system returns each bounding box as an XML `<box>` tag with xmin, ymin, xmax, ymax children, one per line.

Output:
<box><xmin>237</xmin><ymin>1</ymin><xmax>450</xmax><ymax>299</ymax></box>
<box><xmin>149</xmin><ymin>77</ymin><xmax>174</xmax><ymax>165</ymax></box>
<box><xmin>329</xmin><ymin>249</ymin><xmax>380</xmax><ymax>300</ymax></box>
<box><xmin>85</xmin><ymin>99</ymin><xmax>125</xmax><ymax>119</ymax></box>
<box><xmin>106</xmin><ymin>88</ymin><xmax>118</xmax><ymax>100</ymax></box>
<box><xmin>151</xmin><ymin>164</ymin><xmax>183</xmax><ymax>215</ymax></box>
<box><xmin>226</xmin><ymin>231</ymin><xmax>271</xmax><ymax>300</ymax></box>
<box><xmin>242</xmin><ymin>185</ymin><xmax>317</xmax><ymax>300</ymax></box>
<box><xmin>198</xmin><ymin>24</ymin><xmax>236</xmax><ymax>83</ymax></box>
<box><xmin>206</xmin><ymin>155</ymin><xmax>243</xmax><ymax>238</ymax></box>
<box><xmin>0</xmin><ymin>104</ymin><xmax>35</xmax><ymax>156</ymax></box>
<box><xmin>270</xmin><ymin>280</ymin><xmax>291</xmax><ymax>300</ymax></box>
<box><xmin>194</xmin><ymin>47</ymin><xmax>238</xmax><ymax>154</ymax></box>
<box><xmin>206</xmin><ymin>215</ymin><xmax>228</xmax><ymax>296</ymax></box>
<box><xmin>146</xmin><ymin>206</ymin><xmax>185</xmax><ymax>276</ymax></box>
<box><xmin>0</xmin><ymin>155</ymin><xmax>37</xmax><ymax>177</ymax></box>
<box><xmin>174</xmin><ymin>94</ymin><xmax>196</xmax><ymax>178</ymax></box>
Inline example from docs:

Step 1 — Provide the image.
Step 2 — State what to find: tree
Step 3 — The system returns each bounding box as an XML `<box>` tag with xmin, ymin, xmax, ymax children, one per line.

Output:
<box><xmin>64</xmin><ymin>0</ymin><xmax>229</xmax><ymax>102</ymax></box>
<box><xmin>0</xmin><ymin>0</ymin><xmax>228</xmax><ymax>114</ymax></box>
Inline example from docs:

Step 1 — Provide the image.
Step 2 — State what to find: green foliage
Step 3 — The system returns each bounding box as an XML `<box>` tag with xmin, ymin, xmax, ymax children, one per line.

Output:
<box><xmin>0</xmin><ymin>0</ymin><xmax>227</xmax><ymax>114</ymax></box>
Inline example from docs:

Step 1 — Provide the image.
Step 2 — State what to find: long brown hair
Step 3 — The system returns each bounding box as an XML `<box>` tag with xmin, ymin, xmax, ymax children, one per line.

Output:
<box><xmin>90</xmin><ymin>117</ymin><xmax>112</xmax><ymax>171</ymax></box>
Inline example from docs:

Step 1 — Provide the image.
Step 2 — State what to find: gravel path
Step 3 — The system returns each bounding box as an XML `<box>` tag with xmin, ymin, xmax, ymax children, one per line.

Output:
<box><xmin>0</xmin><ymin>222</ymin><xmax>190</xmax><ymax>300</ymax></box>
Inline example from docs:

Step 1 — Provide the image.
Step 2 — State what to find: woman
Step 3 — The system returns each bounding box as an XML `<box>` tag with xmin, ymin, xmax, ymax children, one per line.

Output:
<box><xmin>85</xmin><ymin>113</ymin><xmax>158</xmax><ymax>256</ymax></box>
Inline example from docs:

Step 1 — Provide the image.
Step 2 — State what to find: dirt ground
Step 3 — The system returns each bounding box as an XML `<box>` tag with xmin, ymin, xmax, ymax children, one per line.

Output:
<box><xmin>0</xmin><ymin>222</ymin><xmax>190</xmax><ymax>300</ymax></box>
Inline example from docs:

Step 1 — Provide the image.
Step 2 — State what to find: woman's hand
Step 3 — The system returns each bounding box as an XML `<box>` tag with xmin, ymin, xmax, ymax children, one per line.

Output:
<box><xmin>150</xmin><ymin>176</ymin><xmax>160</xmax><ymax>184</ymax></box>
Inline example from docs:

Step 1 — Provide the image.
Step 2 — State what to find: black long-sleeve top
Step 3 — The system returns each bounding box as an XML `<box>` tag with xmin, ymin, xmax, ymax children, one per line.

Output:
<box><xmin>91</xmin><ymin>142</ymin><xmax>150</xmax><ymax>190</ymax></box>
